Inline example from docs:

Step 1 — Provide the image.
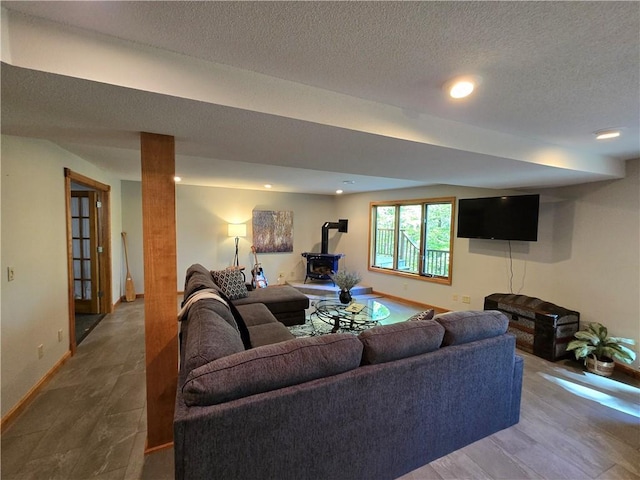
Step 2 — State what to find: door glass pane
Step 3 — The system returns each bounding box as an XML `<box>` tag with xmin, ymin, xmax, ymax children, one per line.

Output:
<box><xmin>81</xmin><ymin>196</ymin><xmax>89</xmax><ymax>216</ymax></box>
<box><xmin>372</xmin><ymin>206</ymin><xmax>396</xmax><ymax>268</ymax></box>
<box><xmin>73</xmin><ymin>259</ymin><xmax>81</xmax><ymax>278</ymax></box>
<box><xmin>83</xmin><ymin>239</ymin><xmax>91</xmax><ymax>258</ymax></box>
<box><xmin>423</xmin><ymin>203</ymin><xmax>452</xmax><ymax>277</ymax></box>
<box><xmin>82</xmin><ymin>218</ymin><xmax>90</xmax><ymax>236</ymax></box>
<box><xmin>71</xmin><ymin>197</ymin><xmax>79</xmax><ymax>217</ymax></box>
<box><xmin>72</xmin><ymin>239</ymin><xmax>81</xmax><ymax>257</ymax></box>
<box><xmin>398</xmin><ymin>205</ymin><xmax>421</xmax><ymax>273</ymax></box>
<box><xmin>72</xmin><ymin>218</ymin><xmax>80</xmax><ymax>237</ymax></box>
<box><xmin>74</xmin><ymin>280</ymin><xmax>82</xmax><ymax>299</ymax></box>
<box><xmin>84</xmin><ymin>280</ymin><xmax>92</xmax><ymax>300</ymax></box>
<box><xmin>83</xmin><ymin>259</ymin><xmax>91</xmax><ymax>278</ymax></box>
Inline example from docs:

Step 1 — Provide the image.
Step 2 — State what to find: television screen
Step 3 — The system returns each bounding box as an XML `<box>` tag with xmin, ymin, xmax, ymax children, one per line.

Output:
<box><xmin>457</xmin><ymin>194</ymin><xmax>540</xmax><ymax>241</ymax></box>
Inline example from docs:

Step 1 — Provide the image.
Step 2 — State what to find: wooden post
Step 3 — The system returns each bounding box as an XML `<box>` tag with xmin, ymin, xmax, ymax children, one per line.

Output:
<box><xmin>140</xmin><ymin>132</ymin><xmax>178</xmax><ymax>452</ymax></box>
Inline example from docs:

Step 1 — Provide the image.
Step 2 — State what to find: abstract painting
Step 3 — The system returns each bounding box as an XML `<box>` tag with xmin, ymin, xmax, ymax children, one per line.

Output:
<box><xmin>252</xmin><ymin>210</ymin><xmax>294</xmax><ymax>253</ymax></box>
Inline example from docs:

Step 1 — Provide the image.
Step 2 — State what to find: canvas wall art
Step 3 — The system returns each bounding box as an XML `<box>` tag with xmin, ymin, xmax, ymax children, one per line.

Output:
<box><xmin>252</xmin><ymin>210</ymin><xmax>294</xmax><ymax>253</ymax></box>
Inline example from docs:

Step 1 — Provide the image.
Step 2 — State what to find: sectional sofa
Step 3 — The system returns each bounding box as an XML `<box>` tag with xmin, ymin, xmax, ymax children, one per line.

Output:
<box><xmin>174</xmin><ymin>264</ymin><xmax>523</xmax><ymax>480</ymax></box>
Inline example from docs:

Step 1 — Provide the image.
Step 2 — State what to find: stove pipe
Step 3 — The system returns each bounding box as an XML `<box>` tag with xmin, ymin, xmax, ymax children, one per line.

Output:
<box><xmin>321</xmin><ymin>219</ymin><xmax>348</xmax><ymax>254</ymax></box>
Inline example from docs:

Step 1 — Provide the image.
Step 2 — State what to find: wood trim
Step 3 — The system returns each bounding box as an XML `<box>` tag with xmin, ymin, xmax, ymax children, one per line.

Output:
<box><xmin>64</xmin><ymin>168</ymin><xmax>110</xmax><ymax>192</ymax></box>
<box><xmin>371</xmin><ymin>290</ymin><xmax>449</xmax><ymax>314</ymax></box>
<box><xmin>141</xmin><ymin>132</ymin><xmax>178</xmax><ymax>450</ymax></box>
<box><xmin>1</xmin><ymin>352</ymin><xmax>72</xmax><ymax>433</ymax></box>
<box><xmin>64</xmin><ymin>168</ymin><xmax>114</xmax><ymax>353</ymax></box>
<box><xmin>616</xmin><ymin>362</ymin><xmax>640</xmax><ymax>380</ymax></box>
<box><xmin>144</xmin><ymin>441</ymin><xmax>174</xmax><ymax>455</ymax></box>
<box><xmin>64</xmin><ymin>173</ymin><xmax>77</xmax><ymax>356</ymax></box>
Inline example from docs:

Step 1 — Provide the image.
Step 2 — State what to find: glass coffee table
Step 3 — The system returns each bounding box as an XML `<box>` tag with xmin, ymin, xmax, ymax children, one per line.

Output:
<box><xmin>310</xmin><ymin>298</ymin><xmax>390</xmax><ymax>333</ymax></box>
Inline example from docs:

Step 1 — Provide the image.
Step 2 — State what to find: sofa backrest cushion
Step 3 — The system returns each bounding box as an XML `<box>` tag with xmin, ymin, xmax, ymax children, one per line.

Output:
<box><xmin>358</xmin><ymin>320</ymin><xmax>445</xmax><ymax>365</ymax></box>
<box><xmin>182</xmin><ymin>299</ymin><xmax>245</xmax><ymax>376</ymax></box>
<box><xmin>182</xmin><ymin>334</ymin><xmax>364</xmax><ymax>406</ymax></box>
<box><xmin>434</xmin><ymin>310</ymin><xmax>509</xmax><ymax>346</ymax></box>
<box><xmin>184</xmin><ymin>264</ymin><xmax>220</xmax><ymax>302</ymax></box>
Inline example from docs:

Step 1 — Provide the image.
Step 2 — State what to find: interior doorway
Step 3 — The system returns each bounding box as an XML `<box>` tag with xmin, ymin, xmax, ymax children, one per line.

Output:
<box><xmin>64</xmin><ymin>169</ymin><xmax>113</xmax><ymax>355</ymax></box>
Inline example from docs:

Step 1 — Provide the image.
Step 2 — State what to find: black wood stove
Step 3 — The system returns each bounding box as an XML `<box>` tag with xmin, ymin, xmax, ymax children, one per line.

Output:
<box><xmin>301</xmin><ymin>219</ymin><xmax>348</xmax><ymax>283</ymax></box>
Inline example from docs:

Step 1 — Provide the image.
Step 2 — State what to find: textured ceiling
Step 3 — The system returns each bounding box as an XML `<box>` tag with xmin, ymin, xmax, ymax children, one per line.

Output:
<box><xmin>1</xmin><ymin>1</ymin><xmax>638</xmax><ymax>194</ymax></box>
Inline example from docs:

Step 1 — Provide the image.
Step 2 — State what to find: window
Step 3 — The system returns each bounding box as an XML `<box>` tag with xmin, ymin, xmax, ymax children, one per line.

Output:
<box><xmin>370</xmin><ymin>197</ymin><xmax>455</xmax><ymax>285</ymax></box>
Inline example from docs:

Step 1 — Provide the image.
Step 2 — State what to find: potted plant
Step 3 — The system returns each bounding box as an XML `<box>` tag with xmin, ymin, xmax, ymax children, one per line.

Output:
<box><xmin>330</xmin><ymin>270</ymin><xmax>361</xmax><ymax>304</ymax></box>
<box><xmin>566</xmin><ymin>322</ymin><xmax>636</xmax><ymax>377</ymax></box>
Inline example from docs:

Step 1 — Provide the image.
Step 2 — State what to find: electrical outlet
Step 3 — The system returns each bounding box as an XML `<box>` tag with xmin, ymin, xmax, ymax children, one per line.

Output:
<box><xmin>452</xmin><ymin>294</ymin><xmax>459</xmax><ymax>301</ymax></box>
<box><xmin>37</xmin><ymin>344</ymin><xmax>44</xmax><ymax>359</ymax></box>
<box><xmin>462</xmin><ymin>295</ymin><xmax>471</xmax><ymax>304</ymax></box>
<box><xmin>7</xmin><ymin>267</ymin><xmax>15</xmax><ymax>282</ymax></box>
<box><xmin>58</xmin><ymin>329</ymin><xmax>63</xmax><ymax>342</ymax></box>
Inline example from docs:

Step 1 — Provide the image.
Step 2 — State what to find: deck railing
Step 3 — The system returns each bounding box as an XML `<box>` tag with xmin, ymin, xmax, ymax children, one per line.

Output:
<box><xmin>375</xmin><ymin>228</ymin><xmax>449</xmax><ymax>277</ymax></box>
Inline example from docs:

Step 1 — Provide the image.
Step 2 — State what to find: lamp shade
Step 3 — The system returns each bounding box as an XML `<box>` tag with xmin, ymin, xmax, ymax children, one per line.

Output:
<box><xmin>228</xmin><ymin>223</ymin><xmax>247</xmax><ymax>238</ymax></box>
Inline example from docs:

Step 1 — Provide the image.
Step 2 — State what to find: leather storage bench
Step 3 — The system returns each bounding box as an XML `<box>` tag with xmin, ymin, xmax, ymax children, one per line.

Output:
<box><xmin>484</xmin><ymin>293</ymin><xmax>580</xmax><ymax>361</ymax></box>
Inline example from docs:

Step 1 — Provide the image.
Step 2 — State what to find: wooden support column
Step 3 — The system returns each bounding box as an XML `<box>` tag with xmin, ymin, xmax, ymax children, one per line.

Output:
<box><xmin>140</xmin><ymin>132</ymin><xmax>178</xmax><ymax>452</ymax></box>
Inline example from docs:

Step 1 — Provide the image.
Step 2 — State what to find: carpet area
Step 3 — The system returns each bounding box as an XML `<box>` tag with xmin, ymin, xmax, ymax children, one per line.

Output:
<box><xmin>288</xmin><ymin>316</ymin><xmax>375</xmax><ymax>337</ymax></box>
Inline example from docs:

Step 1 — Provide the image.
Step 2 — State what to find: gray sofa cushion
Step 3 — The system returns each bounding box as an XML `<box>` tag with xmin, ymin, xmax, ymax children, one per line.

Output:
<box><xmin>232</xmin><ymin>285</ymin><xmax>309</xmax><ymax>314</ymax></box>
<box><xmin>182</xmin><ymin>299</ymin><xmax>245</xmax><ymax>376</ymax></box>
<box><xmin>248</xmin><ymin>323</ymin><xmax>295</xmax><ymax>347</ymax></box>
<box><xmin>359</xmin><ymin>320</ymin><xmax>445</xmax><ymax>365</ymax></box>
<box><xmin>182</xmin><ymin>334</ymin><xmax>364</xmax><ymax>406</ymax></box>
<box><xmin>235</xmin><ymin>303</ymin><xmax>279</xmax><ymax>327</ymax></box>
<box><xmin>183</xmin><ymin>264</ymin><xmax>220</xmax><ymax>301</ymax></box>
<box><xmin>435</xmin><ymin>310</ymin><xmax>509</xmax><ymax>346</ymax></box>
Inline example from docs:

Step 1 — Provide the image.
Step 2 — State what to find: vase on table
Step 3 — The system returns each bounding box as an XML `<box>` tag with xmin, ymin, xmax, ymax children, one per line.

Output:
<box><xmin>339</xmin><ymin>289</ymin><xmax>352</xmax><ymax>304</ymax></box>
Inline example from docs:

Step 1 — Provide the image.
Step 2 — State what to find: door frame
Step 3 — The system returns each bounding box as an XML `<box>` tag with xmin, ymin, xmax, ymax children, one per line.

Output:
<box><xmin>64</xmin><ymin>168</ymin><xmax>113</xmax><ymax>355</ymax></box>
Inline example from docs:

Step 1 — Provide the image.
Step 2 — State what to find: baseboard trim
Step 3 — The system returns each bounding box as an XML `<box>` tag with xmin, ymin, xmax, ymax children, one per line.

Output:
<box><xmin>120</xmin><ymin>293</ymin><xmax>145</xmax><ymax>303</ymax></box>
<box><xmin>1</xmin><ymin>350</ymin><xmax>72</xmax><ymax>433</ymax></box>
<box><xmin>616</xmin><ymin>362</ymin><xmax>640</xmax><ymax>380</ymax></box>
<box><xmin>145</xmin><ymin>440</ymin><xmax>174</xmax><ymax>455</ymax></box>
<box><xmin>372</xmin><ymin>290</ymin><xmax>449</xmax><ymax>313</ymax></box>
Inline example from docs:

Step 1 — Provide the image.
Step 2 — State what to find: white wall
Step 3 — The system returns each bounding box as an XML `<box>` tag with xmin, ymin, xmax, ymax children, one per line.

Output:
<box><xmin>336</xmin><ymin>160</ymin><xmax>639</xmax><ymax>368</ymax></box>
<box><xmin>121</xmin><ymin>181</ymin><xmax>338</xmax><ymax>292</ymax></box>
<box><xmin>1</xmin><ymin>135</ymin><xmax>122</xmax><ymax>417</ymax></box>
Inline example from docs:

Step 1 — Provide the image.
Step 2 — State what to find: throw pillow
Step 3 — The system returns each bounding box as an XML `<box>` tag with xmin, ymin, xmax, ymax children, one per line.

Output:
<box><xmin>211</xmin><ymin>269</ymin><xmax>248</xmax><ymax>300</ymax></box>
<box><xmin>407</xmin><ymin>309</ymin><xmax>435</xmax><ymax>322</ymax></box>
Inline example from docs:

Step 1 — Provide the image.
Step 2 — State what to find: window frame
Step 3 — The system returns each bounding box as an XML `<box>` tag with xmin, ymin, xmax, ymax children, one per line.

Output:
<box><xmin>368</xmin><ymin>197</ymin><xmax>455</xmax><ymax>286</ymax></box>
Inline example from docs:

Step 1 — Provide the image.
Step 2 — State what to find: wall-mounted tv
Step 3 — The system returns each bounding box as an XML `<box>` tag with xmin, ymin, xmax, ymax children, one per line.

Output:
<box><xmin>457</xmin><ymin>194</ymin><xmax>540</xmax><ymax>241</ymax></box>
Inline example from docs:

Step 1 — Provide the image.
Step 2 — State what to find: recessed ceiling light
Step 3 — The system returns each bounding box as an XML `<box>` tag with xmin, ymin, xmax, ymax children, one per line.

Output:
<box><xmin>336</xmin><ymin>189</ymin><xmax>343</xmax><ymax>195</ymax></box>
<box><xmin>594</xmin><ymin>129</ymin><xmax>621</xmax><ymax>140</ymax></box>
<box><xmin>444</xmin><ymin>75</ymin><xmax>481</xmax><ymax>99</ymax></box>
<box><xmin>264</xmin><ymin>184</ymin><xmax>272</xmax><ymax>189</ymax></box>
<box><xmin>343</xmin><ymin>180</ymin><xmax>355</xmax><ymax>185</ymax></box>
<box><xmin>173</xmin><ymin>176</ymin><xmax>182</xmax><ymax>182</ymax></box>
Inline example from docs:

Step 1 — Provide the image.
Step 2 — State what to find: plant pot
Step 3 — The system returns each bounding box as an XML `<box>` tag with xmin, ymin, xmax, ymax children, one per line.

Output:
<box><xmin>586</xmin><ymin>355</ymin><xmax>615</xmax><ymax>377</ymax></box>
<box><xmin>339</xmin><ymin>289</ymin><xmax>352</xmax><ymax>304</ymax></box>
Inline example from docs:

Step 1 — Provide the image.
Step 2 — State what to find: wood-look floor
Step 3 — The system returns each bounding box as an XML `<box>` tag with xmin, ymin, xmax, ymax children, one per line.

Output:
<box><xmin>401</xmin><ymin>351</ymin><xmax>640</xmax><ymax>480</ymax></box>
<box><xmin>2</xmin><ymin>297</ymin><xmax>638</xmax><ymax>479</ymax></box>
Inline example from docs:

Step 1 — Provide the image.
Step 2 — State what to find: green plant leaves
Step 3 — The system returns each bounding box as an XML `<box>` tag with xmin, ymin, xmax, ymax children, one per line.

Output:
<box><xmin>566</xmin><ymin>322</ymin><xmax>637</xmax><ymax>364</ymax></box>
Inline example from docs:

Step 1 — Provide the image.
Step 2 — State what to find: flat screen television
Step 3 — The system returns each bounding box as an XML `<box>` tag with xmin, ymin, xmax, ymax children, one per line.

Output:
<box><xmin>457</xmin><ymin>194</ymin><xmax>540</xmax><ymax>241</ymax></box>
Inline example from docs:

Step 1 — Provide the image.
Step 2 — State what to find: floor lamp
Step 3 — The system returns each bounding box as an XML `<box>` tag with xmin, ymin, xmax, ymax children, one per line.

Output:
<box><xmin>228</xmin><ymin>223</ymin><xmax>247</xmax><ymax>268</ymax></box>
